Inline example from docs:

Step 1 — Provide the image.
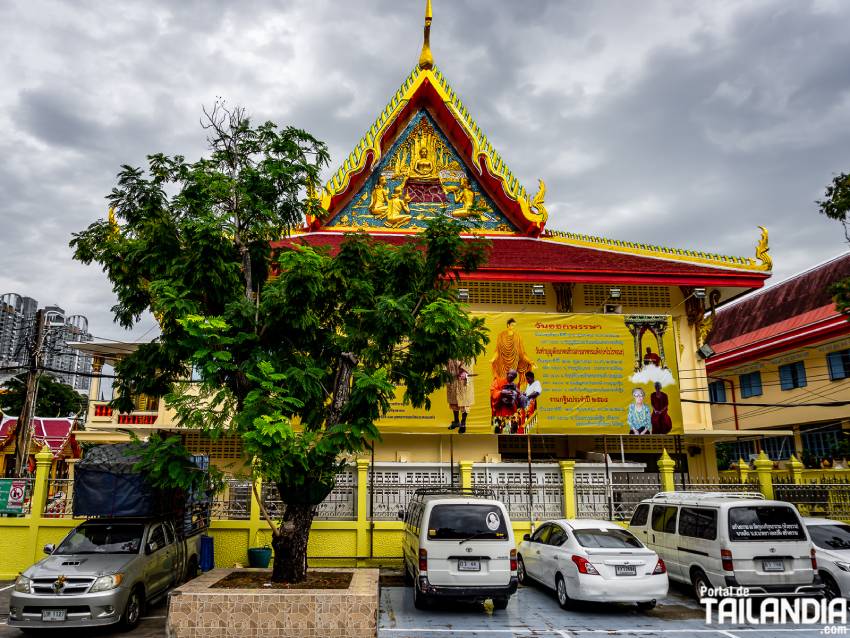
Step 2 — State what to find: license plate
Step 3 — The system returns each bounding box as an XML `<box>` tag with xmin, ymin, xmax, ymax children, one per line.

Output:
<box><xmin>763</xmin><ymin>559</ymin><xmax>784</xmax><ymax>572</ymax></box>
<box><xmin>41</xmin><ymin>609</ymin><xmax>66</xmax><ymax>622</ymax></box>
<box><xmin>615</xmin><ymin>565</ymin><xmax>637</xmax><ymax>576</ymax></box>
<box><xmin>458</xmin><ymin>559</ymin><xmax>480</xmax><ymax>571</ymax></box>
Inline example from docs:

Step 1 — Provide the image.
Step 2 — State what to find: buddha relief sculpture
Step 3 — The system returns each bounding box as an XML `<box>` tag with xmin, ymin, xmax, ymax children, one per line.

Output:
<box><xmin>412</xmin><ymin>147</ymin><xmax>436</xmax><ymax>179</ymax></box>
<box><xmin>445</xmin><ymin>178</ymin><xmax>480</xmax><ymax>218</ymax></box>
<box><xmin>368</xmin><ymin>175</ymin><xmax>390</xmax><ymax>218</ymax></box>
<box><xmin>385</xmin><ymin>185</ymin><xmax>412</xmax><ymax>227</ymax></box>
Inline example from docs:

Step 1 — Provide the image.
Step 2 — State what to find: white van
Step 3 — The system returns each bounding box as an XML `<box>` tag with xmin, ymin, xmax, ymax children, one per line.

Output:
<box><xmin>629</xmin><ymin>492</ymin><xmax>821</xmax><ymax>598</ymax></box>
<box><xmin>400</xmin><ymin>487</ymin><xmax>518</xmax><ymax>610</ymax></box>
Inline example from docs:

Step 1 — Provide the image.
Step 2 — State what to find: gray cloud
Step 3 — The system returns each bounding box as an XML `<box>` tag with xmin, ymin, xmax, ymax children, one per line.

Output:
<box><xmin>1</xmin><ymin>0</ymin><xmax>849</xmax><ymax>341</ymax></box>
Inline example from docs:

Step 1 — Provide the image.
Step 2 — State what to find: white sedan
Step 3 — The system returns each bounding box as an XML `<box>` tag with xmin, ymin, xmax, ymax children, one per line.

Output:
<box><xmin>805</xmin><ymin>517</ymin><xmax>850</xmax><ymax>599</ymax></box>
<box><xmin>517</xmin><ymin>519</ymin><xmax>668</xmax><ymax>610</ymax></box>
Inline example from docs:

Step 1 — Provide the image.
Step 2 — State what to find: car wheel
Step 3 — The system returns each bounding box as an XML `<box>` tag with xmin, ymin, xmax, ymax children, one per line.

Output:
<box><xmin>517</xmin><ymin>556</ymin><xmax>528</xmax><ymax>585</ymax></box>
<box><xmin>120</xmin><ymin>586</ymin><xmax>144</xmax><ymax>630</ymax></box>
<box><xmin>637</xmin><ymin>600</ymin><xmax>657</xmax><ymax>611</ymax></box>
<box><xmin>822</xmin><ymin>572</ymin><xmax>842</xmax><ymax>600</ymax></box>
<box><xmin>492</xmin><ymin>597</ymin><xmax>509</xmax><ymax>610</ymax></box>
<box><xmin>691</xmin><ymin>570</ymin><xmax>711</xmax><ymax>600</ymax></box>
<box><xmin>413</xmin><ymin>580</ymin><xmax>431</xmax><ymax>610</ymax></box>
<box><xmin>555</xmin><ymin>574</ymin><xmax>571</xmax><ymax>610</ymax></box>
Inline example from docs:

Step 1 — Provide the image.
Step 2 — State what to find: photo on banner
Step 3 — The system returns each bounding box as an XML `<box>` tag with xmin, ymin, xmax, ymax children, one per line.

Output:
<box><xmin>380</xmin><ymin>312</ymin><xmax>684</xmax><ymax>435</ymax></box>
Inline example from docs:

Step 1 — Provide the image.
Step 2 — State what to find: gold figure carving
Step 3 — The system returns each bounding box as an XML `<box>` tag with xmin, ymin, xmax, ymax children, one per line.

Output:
<box><xmin>385</xmin><ymin>185</ymin><xmax>412</xmax><ymax>228</ymax></box>
<box><xmin>445</xmin><ymin>178</ymin><xmax>480</xmax><ymax>218</ymax></box>
<box><xmin>755</xmin><ymin>226</ymin><xmax>772</xmax><ymax>271</ymax></box>
<box><xmin>392</xmin><ymin>119</ymin><xmax>447</xmax><ymax>180</ymax></box>
<box><xmin>368</xmin><ymin>176</ymin><xmax>390</xmax><ymax>218</ymax></box>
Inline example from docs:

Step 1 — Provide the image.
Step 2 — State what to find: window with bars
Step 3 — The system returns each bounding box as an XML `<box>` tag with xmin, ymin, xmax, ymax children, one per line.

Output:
<box><xmin>827</xmin><ymin>350</ymin><xmax>850</xmax><ymax>381</ymax></box>
<box><xmin>801</xmin><ymin>426</ymin><xmax>842</xmax><ymax>460</ymax></box>
<box><xmin>779</xmin><ymin>361</ymin><xmax>807</xmax><ymax>390</ymax></box>
<box><xmin>739</xmin><ymin>372</ymin><xmax>763</xmax><ymax>398</ymax></box>
<box><xmin>582</xmin><ymin>285</ymin><xmax>671</xmax><ymax>308</ymax></box>
<box><xmin>459</xmin><ymin>281</ymin><xmax>548</xmax><ymax>306</ymax></box>
<box><xmin>709</xmin><ymin>381</ymin><xmax>727</xmax><ymax>404</ymax></box>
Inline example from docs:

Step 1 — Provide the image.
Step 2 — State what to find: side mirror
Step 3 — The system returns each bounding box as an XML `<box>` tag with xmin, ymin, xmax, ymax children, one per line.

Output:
<box><xmin>523</xmin><ymin>534</ymin><xmax>530</xmax><ymax>541</ymax></box>
<box><xmin>43</xmin><ymin>544</ymin><xmax>54</xmax><ymax>555</ymax></box>
<box><xmin>146</xmin><ymin>542</ymin><xmax>158</xmax><ymax>554</ymax></box>
<box><xmin>397</xmin><ymin>510</ymin><xmax>406</xmax><ymax>521</ymax></box>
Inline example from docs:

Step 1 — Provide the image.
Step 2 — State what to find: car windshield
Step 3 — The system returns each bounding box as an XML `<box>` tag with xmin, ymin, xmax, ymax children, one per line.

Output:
<box><xmin>427</xmin><ymin>504</ymin><xmax>508</xmax><ymax>540</ymax></box>
<box><xmin>574</xmin><ymin>528</ymin><xmax>643</xmax><ymax>549</ymax></box>
<box><xmin>808</xmin><ymin>524</ymin><xmax>850</xmax><ymax>550</ymax></box>
<box><xmin>55</xmin><ymin>524</ymin><xmax>144</xmax><ymax>554</ymax></box>
<box><xmin>728</xmin><ymin>506</ymin><xmax>806</xmax><ymax>541</ymax></box>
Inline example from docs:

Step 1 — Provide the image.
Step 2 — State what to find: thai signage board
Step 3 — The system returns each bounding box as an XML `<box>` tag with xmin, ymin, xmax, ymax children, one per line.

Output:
<box><xmin>381</xmin><ymin>312</ymin><xmax>684</xmax><ymax>435</ymax></box>
<box><xmin>0</xmin><ymin>478</ymin><xmax>27</xmax><ymax>515</ymax></box>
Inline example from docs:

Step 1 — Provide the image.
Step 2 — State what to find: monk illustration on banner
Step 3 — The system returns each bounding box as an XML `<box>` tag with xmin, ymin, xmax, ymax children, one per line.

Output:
<box><xmin>490</xmin><ymin>318</ymin><xmax>533</xmax><ymax>385</ymax></box>
<box><xmin>651</xmin><ymin>381</ymin><xmax>673</xmax><ymax>434</ymax></box>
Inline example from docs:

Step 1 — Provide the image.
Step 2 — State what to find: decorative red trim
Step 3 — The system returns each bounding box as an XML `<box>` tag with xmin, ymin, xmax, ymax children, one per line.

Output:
<box><xmin>706</xmin><ymin>315</ymin><xmax>850</xmax><ymax>371</ymax></box>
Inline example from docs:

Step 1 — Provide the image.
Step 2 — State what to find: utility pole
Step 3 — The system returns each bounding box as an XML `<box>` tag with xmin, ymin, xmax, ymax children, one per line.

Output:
<box><xmin>14</xmin><ymin>309</ymin><xmax>45</xmax><ymax>476</ymax></box>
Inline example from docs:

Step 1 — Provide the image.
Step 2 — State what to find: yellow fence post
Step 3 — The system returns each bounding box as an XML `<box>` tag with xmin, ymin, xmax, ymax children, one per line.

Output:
<box><xmin>28</xmin><ymin>446</ymin><xmax>53</xmax><ymax>563</ymax></box>
<box><xmin>754</xmin><ymin>451</ymin><xmax>774</xmax><ymax>500</ymax></box>
<box><xmin>559</xmin><ymin>460</ymin><xmax>576</xmax><ymax>518</ymax></box>
<box><xmin>788</xmin><ymin>455</ymin><xmax>804</xmax><ymax>485</ymax></box>
<box><xmin>459</xmin><ymin>461</ymin><xmax>473</xmax><ymax>489</ymax></box>
<box><xmin>737</xmin><ymin>458</ymin><xmax>750</xmax><ymax>485</ymax></box>
<box><xmin>658</xmin><ymin>449</ymin><xmax>675</xmax><ymax>493</ymax></box>
<box><xmin>356</xmin><ymin>458</ymin><xmax>370</xmax><ymax>566</ymax></box>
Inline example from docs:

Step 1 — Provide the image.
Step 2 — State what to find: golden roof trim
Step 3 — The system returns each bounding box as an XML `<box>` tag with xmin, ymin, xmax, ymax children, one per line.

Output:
<box><xmin>542</xmin><ymin>229</ymin><xmax>772</xmax><ymax>272</ymax></box>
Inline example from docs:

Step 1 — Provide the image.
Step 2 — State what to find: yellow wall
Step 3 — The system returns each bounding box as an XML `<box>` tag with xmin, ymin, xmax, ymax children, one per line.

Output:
<box><xmin>710</xmin><ymin>346</ymin><xmax>850</xmax><ymax>433</ymax></box>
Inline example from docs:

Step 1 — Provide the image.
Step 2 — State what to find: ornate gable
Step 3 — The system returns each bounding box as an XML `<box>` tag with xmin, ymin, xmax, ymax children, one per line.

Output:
<box><xmin>309</xmin><ymin>2</ymin><xmax>548</xmax><ymax>236</ymax></box>
<box><xmin>324</xmin><ymin>111</ymin><xmax>518</xmax><ymax>232</ymax></box>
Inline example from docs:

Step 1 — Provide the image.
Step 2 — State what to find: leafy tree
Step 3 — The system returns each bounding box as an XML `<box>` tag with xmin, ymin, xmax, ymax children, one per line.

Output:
<box><xmin>70</xmin><ymin>103</ymin><xmax>490</xmax><ymax>582</ymax></box>
<box><xmin>0</xmin><ymin>373</ymin><xmax>87</xmax><ymax>417</ymax></box>
<box><xmin>818</xmin><ymin>173</ymin><xmax>850</xmax><ymax>313</ymax></box>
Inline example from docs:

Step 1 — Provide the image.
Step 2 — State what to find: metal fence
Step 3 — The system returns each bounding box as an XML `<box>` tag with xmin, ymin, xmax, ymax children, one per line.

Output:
<box><xmin>575</xmin><ymin>472</ymin><xmax>662</xmax><ymax>521</ymax></box>
<box><xmin>212</xmin><ymin>478</ymin><xmax>252</xmax><ymax>520</ymax></box>
<box><xmin>773</xmin><ymin>482</ymin><xmax>850</xmax><ymax>521</ymax></box>
<box><xmin>43</xmin><ymin>479</ymin><xmax>74</xmax><ymax>518</ymax></box>
<box><xmin>472</xmin><ymin>465</ymin><xmax>564</xmax><ymax>521</ymax></box>
<box><xmin>368</xmin><ymin>465</ymin><xmax>456</xmax><ymax>520</ymax></box>
<box><xmin>262</xmin><ymin>470</ymin><xmax>356</xmax><ymax>521</ymax></box>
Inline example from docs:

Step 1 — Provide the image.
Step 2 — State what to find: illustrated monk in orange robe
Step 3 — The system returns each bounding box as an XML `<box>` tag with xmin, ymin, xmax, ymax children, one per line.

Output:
<box><xmin>490</xmin><ymin>318</ymin><xmax>533</xmax><ymax>387</ymax></box>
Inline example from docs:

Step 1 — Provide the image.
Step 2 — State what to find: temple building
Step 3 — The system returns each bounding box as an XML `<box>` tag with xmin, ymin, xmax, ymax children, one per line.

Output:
<box><xmin>74</xmin><ymin>3</ymin><xmax>778</xmax><ymax>489</ymax></box>
<box><xmin>270</xmin><ymin>1</ymin><xmax>774</xmax><ymax>480</ymax></box>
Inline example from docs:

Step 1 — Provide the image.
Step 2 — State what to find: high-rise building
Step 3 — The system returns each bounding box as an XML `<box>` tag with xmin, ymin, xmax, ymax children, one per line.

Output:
<box><xmin>0</xmin><ymin>295</ymin><xmax>93</xmax><ymax>393</ymax></box>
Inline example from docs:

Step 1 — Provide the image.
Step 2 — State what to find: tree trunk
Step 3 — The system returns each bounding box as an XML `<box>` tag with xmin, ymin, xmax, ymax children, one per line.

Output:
<box><xmin>270</xmin><ymin>500</ymin><xmax>315</xmax><ymax>583</ymax></box>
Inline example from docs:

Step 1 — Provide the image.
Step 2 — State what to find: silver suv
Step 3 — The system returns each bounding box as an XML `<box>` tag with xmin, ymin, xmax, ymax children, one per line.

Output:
<box><xmin>8</xmin><ymin>518</ymin><xmax>201</xmax><ymax>632</ymax></box>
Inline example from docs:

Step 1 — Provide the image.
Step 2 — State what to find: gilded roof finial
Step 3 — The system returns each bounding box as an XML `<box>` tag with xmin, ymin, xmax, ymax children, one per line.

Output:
<box><xmin>418</xmin><ymin>0</ymin><xmax>434</xmax><ymax>70</ymax></box>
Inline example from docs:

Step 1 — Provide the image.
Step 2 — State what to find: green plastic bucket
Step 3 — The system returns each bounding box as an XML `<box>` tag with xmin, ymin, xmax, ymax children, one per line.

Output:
<box><xmin>247</xmin><ymin>547</ymin><xmax>272</xmax><ymax>568</ymax></box>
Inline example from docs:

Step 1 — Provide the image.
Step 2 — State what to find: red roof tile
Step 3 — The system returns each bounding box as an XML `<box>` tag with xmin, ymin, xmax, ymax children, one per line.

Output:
<box><xmin>272</xmin><ymin>233</ymin><xmax>769</xmax><ymax>287</ymax></box>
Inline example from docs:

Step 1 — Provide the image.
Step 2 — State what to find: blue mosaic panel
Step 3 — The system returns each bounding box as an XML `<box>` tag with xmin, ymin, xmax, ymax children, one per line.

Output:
<box><xmin>326</xmin><ymin>112</ymin><xmax>517</xmax><ymax>232</ymax></box>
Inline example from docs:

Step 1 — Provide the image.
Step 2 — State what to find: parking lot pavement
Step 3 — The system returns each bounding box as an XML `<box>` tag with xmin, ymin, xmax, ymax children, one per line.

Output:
<box><xmin>0</xmin><ymin>581</ymin><xmax>167</xmax><ymax>637</ymax></box>
<box><xmin>379</xmin><ymin>582</ymin><xmax>834</xmax><ymax>638</ymax></box>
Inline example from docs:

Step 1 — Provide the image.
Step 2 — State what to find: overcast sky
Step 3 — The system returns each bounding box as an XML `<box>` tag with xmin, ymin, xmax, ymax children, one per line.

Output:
<box><xmin>2</xmin><ymin>0</ymin><xmax>849</xmax><ymax>340</ymax></box>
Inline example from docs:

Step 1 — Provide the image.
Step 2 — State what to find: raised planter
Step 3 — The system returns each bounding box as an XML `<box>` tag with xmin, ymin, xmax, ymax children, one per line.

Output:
<box><xmin>166</xmin><ymin>567</ymin><xmax>378</xmax><ymax>638</ymax></box>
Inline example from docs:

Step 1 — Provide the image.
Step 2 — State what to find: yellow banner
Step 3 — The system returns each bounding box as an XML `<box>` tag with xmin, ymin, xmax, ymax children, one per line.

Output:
<box><xmin>381</xmin><ymin>312</ymin><xmax>683</xmax><ymax>435</ymax></box>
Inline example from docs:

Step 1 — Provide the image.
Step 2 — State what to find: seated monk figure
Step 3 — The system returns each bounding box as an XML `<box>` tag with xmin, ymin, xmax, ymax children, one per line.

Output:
<box><xmin>446</xmin><ymin>178</ymin><xmax>480</xmax><ymax>218</ymax></box>
<box><xmin>385</xmin><ymin>185</ymin><xmax>412</xmax><ymax>228</ymax></box>
<box><xmin>368</xmin><ymin>176</ymin><xmax>390</xmax><ymax>218</ymax></box>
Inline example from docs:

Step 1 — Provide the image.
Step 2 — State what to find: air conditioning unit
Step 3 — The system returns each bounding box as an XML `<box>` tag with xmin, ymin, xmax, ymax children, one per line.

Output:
<box><xmin>603</xmin><ymin>303</ymin><xmax>622</xmax><ymax>314</ymax></box>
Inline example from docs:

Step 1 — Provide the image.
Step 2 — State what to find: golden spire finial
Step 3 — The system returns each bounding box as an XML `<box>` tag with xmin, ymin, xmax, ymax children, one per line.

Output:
<box><xmin>418</xmin><ymin>0</ymin><xmax>434</xmax><ymax>70</ymax></box>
